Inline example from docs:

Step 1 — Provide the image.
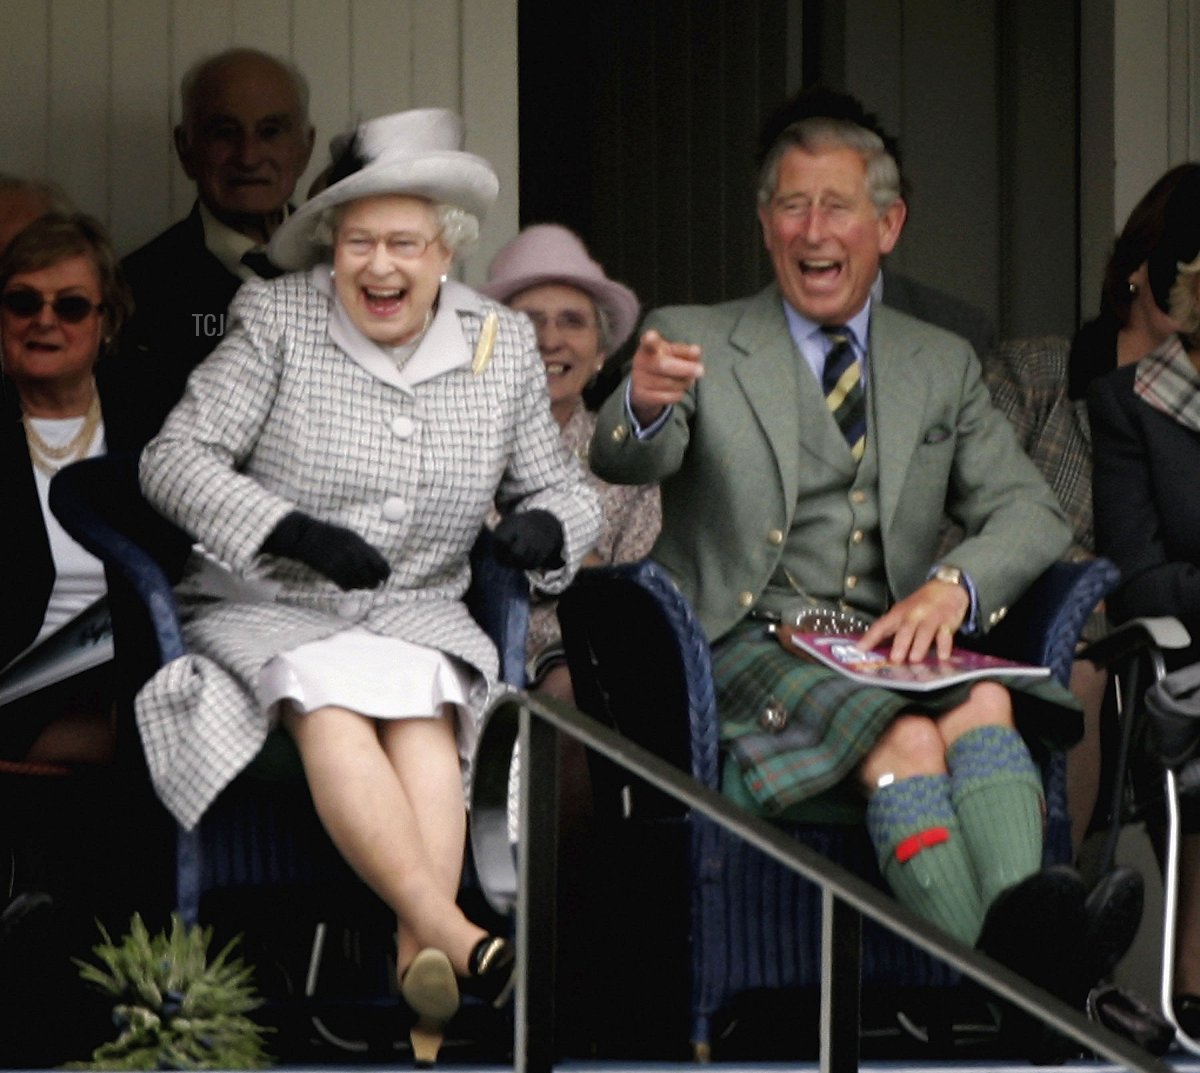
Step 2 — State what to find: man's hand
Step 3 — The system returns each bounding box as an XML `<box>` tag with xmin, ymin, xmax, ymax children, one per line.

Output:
<box><xmin>857</xmin><ymin>579</ymin><xmax>970</xmax><ymax>663</ymax></box>
<box><xmin>629</xmin><ymin>328</ymin><xmax>704</xmax><ymax>427</ymax></box>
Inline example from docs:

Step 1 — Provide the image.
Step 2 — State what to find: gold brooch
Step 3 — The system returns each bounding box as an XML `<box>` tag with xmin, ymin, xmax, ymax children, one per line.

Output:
<box><xmin>472</xmin><ymin>311</ymin><xmax>498</xmax><ymax>375</ymax></box>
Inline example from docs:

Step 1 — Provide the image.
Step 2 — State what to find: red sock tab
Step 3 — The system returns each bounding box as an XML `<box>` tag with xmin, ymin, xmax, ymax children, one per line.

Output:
<box><xmin>894</xmin><ymin>825</ymin><xmax>950</xmax><ymax>863</ymax></box>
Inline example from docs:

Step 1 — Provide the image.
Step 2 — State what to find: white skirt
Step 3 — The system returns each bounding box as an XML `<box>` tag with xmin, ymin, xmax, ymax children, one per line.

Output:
<box><xmin>256</xmin><ymin>627</ymin><xmax>479</xmax><ymax>760</ymax></box>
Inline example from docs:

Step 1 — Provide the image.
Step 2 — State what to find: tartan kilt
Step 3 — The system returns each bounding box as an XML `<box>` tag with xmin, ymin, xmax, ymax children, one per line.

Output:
<box><xmin>714</xmin><ymin>621</ymin><xmax>1082</xmax><ymax>816</ymax></box>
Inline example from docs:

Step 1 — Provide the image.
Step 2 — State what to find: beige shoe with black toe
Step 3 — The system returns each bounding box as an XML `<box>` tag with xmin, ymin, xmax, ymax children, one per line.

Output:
<box><xmin>401</xmin><ymin>948</ymin><xmax>460</xmax><ymax>1068</ymax></box>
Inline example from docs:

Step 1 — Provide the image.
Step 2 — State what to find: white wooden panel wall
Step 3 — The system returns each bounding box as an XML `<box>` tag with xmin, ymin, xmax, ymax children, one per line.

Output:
<box><xmin>0</xmin><ymin>0</ymin><xmax>517</xmax><ymax>284</ymax></box>
<box><xmin>1112</xmin><ymin>0</ymin><xmax>1199</xmax><ymax>234</ymax></box>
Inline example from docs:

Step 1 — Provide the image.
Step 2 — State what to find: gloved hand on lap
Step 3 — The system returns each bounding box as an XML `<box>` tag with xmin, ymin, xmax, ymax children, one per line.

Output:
<box><xmin>262</xmin><ymin>510</ymin><xmax>391</xmax><ymax>591</ymax></box>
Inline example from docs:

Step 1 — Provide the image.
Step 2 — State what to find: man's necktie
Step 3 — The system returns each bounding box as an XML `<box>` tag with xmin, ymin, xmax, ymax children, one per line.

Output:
<box><xmin>241</xmin><ymin>249</ymin><xmax>286</xmax><ymax>280</ymax></box>
<box><xmin>821</xmin><ymin>326</ymin><xmax>866</xmax><ymax>461</ymax></box>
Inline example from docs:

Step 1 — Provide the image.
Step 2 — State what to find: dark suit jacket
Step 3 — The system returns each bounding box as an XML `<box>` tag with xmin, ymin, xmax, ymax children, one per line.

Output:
<box><xmin>3</xmin><ymin>355</ymin><xmax>187</xmax><ymax>670</ymax></box>
<box><xmin>881</xmin><ymin>267</ymin><xmax>996</xmax><ymax>362</ymax></box>
<box><xmin>120</xmin><ymin>202</ymin><xmax>244</xmax><ymax>379</ymax></box>
<box><xmin>1089</xmin><ymin>362</ymin><xmax>1200</xmax><ymax>663</ymax></box>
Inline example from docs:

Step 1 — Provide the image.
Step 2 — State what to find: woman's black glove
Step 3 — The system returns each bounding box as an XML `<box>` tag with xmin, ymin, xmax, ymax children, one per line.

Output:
<box><xmin>261</xmin><ymin>511</ymin><xmax>391</xmax><ymax>591</ymax></box>
<box><xmin>492</xmin><ymin>509</ymin><xmax>565</xmax><ymax>570</ymax></box>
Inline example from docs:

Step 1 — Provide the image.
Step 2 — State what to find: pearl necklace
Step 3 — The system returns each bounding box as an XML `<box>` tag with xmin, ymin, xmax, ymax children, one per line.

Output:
<box><xmin>23</xmin><ymin>387</ymin><xmax>102</xmax><ymax>476</ymax></box>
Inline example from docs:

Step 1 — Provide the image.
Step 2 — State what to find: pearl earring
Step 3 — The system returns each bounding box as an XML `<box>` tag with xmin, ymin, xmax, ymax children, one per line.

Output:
<box><xmin>1129</xmin><ymin>280</ymin><xmax>1138</xmax><ymax>296</ymax></box>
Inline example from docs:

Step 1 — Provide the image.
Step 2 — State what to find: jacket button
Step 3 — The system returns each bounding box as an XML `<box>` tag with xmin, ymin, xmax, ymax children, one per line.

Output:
<box><xmin>391</xmin><ymin>415</ymin><xmax>415</xmax><ymax>438</ymax></box>
<box><xmin>850</xmin><ymin>490</ymin><xmax>866</xmax><ymax>504</ymax></box>
<box><xmin>337</xmin><ymin>595</ymin><xmax>362</xmax><ymax>618</ymax></box>
<box><xmin>612</xmin><ymin>425</ymin><xmax>629</xmax><ymax>442</ymax></box>
<box><xmin>738</xmin><ymin>591</ymin><xmax>754</xmax><ymax>608</ymax></box>
<box><xmin>767</xmin><ymin>528</ymin><xmax>784</xmax><ymax>546</ymax></box>
<box><xmin>846</xmin><ymin>575</ymin><xmax>858</xmax><ymax>589</ymax></box>
<box><xmin>851</xmin><ymin>529</ymin><xmax>864</xmax><ymax>544</ymax></box>
<box><xmin>382</xmin><ymin>497</ymin><xmax>407</xmax><ymax>521</ymax></box>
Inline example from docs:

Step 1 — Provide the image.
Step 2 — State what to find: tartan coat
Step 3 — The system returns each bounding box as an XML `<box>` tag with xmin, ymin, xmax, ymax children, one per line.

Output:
<box><xmin>137</xmin><ymin>269</ymin><xmax>601</xmax><ymax>829</ymax></box>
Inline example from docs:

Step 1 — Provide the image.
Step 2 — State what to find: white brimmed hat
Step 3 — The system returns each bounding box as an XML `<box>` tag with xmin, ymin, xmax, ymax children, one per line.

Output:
<box><xmin>480</xmin><ymin>224</ymin><xmax>640</xmax><ymax>352</ymax></box>
<box><xmin>269</xmin><ymin>108</ymin><xmax>499</xmax><ymax>270</ymax></box>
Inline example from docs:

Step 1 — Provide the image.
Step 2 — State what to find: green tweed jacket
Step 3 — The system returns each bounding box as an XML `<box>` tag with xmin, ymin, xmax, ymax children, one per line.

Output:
<box><xmin>590</xmin><ymin>285</ymin><xmax>1071</xmax><ymax>645</ymax></box>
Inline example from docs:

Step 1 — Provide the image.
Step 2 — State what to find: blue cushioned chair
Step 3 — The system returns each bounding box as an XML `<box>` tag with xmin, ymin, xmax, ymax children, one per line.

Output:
<box><xmin>49</xmin><ymin>454</ymin><xmax>529</xmax><ymax>1057</ymax></box>
<box><xmin>557</xmin><ymin>556</ymin><xmax>1120</xmax><ymax>1059</ymax></box>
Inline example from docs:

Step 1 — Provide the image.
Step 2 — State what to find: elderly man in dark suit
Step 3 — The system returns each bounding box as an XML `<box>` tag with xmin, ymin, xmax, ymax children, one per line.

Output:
<box><xmin>591</xmin><ymin>88</ymin><xmax>1140</xmax><ymax>1049</ymax></box>
<box><xmin>120</xmin><ymin>47</ymin><xmax>315</xmax><ymax>377</ymax></box>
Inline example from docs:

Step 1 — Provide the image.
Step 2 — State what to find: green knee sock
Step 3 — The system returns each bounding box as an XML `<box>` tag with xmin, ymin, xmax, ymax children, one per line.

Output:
<box><xmin>866</xmin><ymin>773</ymin><xmax>983</xmax><ymax>945</ymax></box>
<box><xmin>948</xmin><ymin>724</ymin><xmax>1044</xmax><ymax>909</ymax></box>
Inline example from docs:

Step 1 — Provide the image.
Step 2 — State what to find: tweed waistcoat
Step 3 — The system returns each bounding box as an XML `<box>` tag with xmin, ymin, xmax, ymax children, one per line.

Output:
<box><xmin>759</xmin><ymin>412</ymin><xmax>886</xmax><ymax>621</ymax></box>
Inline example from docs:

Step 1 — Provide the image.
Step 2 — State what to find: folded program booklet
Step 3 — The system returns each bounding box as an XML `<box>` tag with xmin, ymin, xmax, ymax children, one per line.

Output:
<box><xmin>781</xmin><ymin>630</ymin><xmax>1050</xmax><ymax>692</ymax></box>
<box><xmin>0</xmin><ymin>597</ymin><xmax>113</xmax><ymax>708</ymax></box>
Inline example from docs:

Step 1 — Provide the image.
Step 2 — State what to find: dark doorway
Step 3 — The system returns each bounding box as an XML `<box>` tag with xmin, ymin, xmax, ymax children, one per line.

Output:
<box><xmin>516</xmin><ymin>1</ymin><xmax>800</xmax><ymax>319</ymax></box>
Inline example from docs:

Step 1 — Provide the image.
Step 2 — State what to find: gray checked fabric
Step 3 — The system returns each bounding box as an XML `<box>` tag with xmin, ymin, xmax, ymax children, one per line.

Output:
<box><xmin>981</xmin><ymin>336</ymin><xmax>1092</xmax><ymax>560</ymax></box>
<box><xmin>137</xmin><ymin>269</ymin><xmax>601</xmax><ymax>829</ymax></box>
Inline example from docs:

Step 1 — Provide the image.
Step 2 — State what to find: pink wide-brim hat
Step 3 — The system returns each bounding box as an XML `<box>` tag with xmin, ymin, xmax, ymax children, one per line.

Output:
<box><xmin>480</xmin><ymin>224</ymin><xmax>640</xmax><ymax>352</ymax></box>
<box><xmin>269</xmin><ymin>108</ymin><xmax>499</xmax><ymax>270</ymax></box>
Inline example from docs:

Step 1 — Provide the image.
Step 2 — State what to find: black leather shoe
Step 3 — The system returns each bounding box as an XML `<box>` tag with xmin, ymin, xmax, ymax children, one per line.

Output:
<box><xmin>976</xmin><ymin>865</ymin><xmax>1087</xmax><ymax>986</ymax></box>
<box><xmin>463</xmin><ymin>935</ymin><xmax>515</xmax><ymax>1008</ymax></box>
<box><xmin>976</xmin><ymin>866</ymin><xmax>1088</xmax><ymax>1062</ymax></box>
<box><xmin>1177</xmin><ymin>992</ymin><xmax>1200</xmax><ymax>1040</ymax></box>
<box><xmin>1081</xmin><ymin>866</ymin><xmax>1144</xmax><ymax>986</ymax></box>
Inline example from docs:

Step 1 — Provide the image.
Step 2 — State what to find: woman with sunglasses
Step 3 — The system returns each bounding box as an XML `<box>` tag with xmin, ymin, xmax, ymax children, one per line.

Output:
<box><xmin>0</xmin><ymin>211</ymin><xmax>166</xmax><ymax>765</ymax></box>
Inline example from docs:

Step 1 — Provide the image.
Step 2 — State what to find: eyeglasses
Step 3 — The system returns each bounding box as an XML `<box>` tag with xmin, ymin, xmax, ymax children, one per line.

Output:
<box><xmin>519</xmin><ymin>310</ymin><xmax>597</xmax><ymax>335</ymax></box>
<box><xmin>0</xmin><ymin>290</ymin><xmax>104</xmax><ymax>324</ymax></box>
<box><xmin>336</xmin><ymin>230</ymin><xmax>442</xmax><ymax>261</ymax></box>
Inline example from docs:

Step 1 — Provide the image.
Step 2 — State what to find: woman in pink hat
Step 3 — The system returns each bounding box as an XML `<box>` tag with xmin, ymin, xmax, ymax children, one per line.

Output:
<box><xmin>482</xmin><ymin>224</ymin><xmax>661</xmax><ymax>703</ymax></box>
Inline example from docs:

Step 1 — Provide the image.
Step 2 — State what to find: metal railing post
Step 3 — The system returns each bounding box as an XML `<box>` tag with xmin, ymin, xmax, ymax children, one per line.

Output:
<box><xmin>515</xmin><ymin>704</ymin><xmax>559</xmax><ymax>1073</ymax></box>
<box><xmin>471</xmin><ymin>692</ymin><xmax>1170</xmax><ymax>1073</ymax></box>
<box><xmin>821</xmin><ymin>888</ymin><xmax>861</xmax><ymax>1073</ymax></box>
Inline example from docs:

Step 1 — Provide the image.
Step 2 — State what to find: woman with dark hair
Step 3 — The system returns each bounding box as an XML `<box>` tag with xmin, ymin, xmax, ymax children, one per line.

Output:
<box><xmin>1069</xmin><ymin>162</ymin><xmax>1200</xmax><ymax>399</ymax></box>
<box><xmin>1090</xmin><ymin>166</ymin><xmax>1200</xmax><ymax>1033</ymax></box>
<box><xmin>980</xmin><ymin>165</ymin><xmax>1198</xmax><ymax>861</ymax></box>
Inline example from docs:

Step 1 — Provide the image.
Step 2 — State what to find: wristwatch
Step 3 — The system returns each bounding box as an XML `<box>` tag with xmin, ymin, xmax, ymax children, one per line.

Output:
<box><xmin>932</xmin><ymin>564</ymin><xmax>964</xmax><ymax>587</ymax></box>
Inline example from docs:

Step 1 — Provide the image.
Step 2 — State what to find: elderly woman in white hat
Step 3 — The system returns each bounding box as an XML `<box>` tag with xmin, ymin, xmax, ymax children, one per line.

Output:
<box><xmin>136</xmin><ymin>110</ymin><xmax>600</xmax><ymax>1065</ymax></box>
<box><xmin>482</xmin><ymin>224</ymin><xmax>661</xmax><ymax>702</ymax></box>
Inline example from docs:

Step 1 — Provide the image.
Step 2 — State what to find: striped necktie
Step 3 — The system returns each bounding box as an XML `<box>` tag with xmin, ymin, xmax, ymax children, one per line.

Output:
<box><xmin>821</xmin><ymin>325</ymin><xmax>866</xmax><ymax>461</ymax></box>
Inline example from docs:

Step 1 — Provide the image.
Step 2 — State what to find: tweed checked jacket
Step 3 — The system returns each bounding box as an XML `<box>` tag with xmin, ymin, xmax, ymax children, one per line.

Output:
<box><xmin>137</xmin><ymin>270</ymin><xmax>600</xmax><ymax>829</ymax></box>
<box><xmin>590</xmin><ymin>285</ymin><xmax>1070</xmax><ymax>646</ymax></box>
<box><xmin>982</xmin><ymin>336</ymin><xmax>1093</xmax><ymax>560</ymax></box>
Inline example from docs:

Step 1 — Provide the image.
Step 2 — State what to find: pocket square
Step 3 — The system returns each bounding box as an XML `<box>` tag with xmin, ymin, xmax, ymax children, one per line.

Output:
<box><xmin>922</xmin><ymin>424</ymin><xmax>952</xmax><ymax>444</ymax></box>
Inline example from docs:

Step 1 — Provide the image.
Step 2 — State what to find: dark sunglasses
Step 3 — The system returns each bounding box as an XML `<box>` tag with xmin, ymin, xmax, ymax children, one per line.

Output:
<box><xmin>0</xmin><ymin>289</ymin><xmax>104</xmax><ymax>324</ymax></box>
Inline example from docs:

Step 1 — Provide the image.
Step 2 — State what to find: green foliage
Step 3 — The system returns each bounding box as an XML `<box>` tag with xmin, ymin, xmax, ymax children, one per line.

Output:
<box><xmin>67</xmin><ymin>913</ymin><xmax>272</xmax><ymax>1070</ymax></box>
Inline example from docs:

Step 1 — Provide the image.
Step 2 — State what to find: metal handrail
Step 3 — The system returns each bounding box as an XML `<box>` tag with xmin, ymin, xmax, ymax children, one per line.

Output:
<box><xmin>470</xmin><ymin>690</ymin><xmax>1170</xmax><ymax>1073</ymax></box>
